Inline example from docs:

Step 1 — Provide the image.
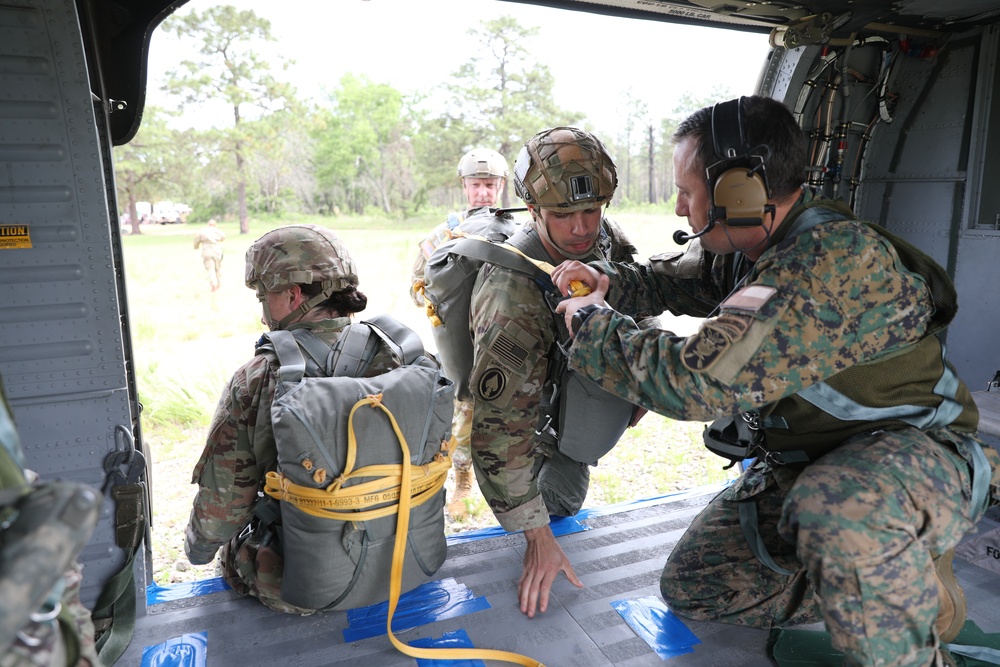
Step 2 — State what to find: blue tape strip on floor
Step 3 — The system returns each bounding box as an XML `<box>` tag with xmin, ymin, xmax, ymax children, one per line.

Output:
<box><xmin>344</xmin><ymin>577</ymin><xmax>491</xmax><ymax>643</ymax></box>
<box><xmin>145</xmin><ymin>484</ymin><xmax>733</xmax><ymax>605</ymax></box>
<box><xmin>141</xmin><ymin>631</ymin><xmax>208</xmax><ymax>667</ymax></box>
<box><xmin>447</xmin><ymin>513</ymin><xmax>589</xmax><ymax>545</ymax></box>
<box><xmin>612</xmin><ymin>595</ymin><xmax>701</xmax><ymax>660</ymax></box>
<box><xmin>146</xmin><ymin>577</ymin><xmax>231</xmax><ymax>605</ymax></box>
<box><xmin>447</xmin><ymin>483</ymin><xmax>731</xmax><ymax>546</ymax></box>
<box><xmin>411</xmin><ymin>629</ymin><xmax>485</xmax><ymax>666</ymax></box>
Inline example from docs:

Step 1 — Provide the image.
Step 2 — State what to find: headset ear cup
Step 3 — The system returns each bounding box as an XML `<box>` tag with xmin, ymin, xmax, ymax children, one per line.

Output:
<box><xmin>713</xmin><ymin>168</ymin><xmax>769</xmax><ymax>226</ymax></box>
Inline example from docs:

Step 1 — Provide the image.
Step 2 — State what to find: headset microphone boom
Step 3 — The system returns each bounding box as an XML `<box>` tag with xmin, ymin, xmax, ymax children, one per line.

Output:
<box><xmin>673</xmin><ymin>219</ymin><xmax>716</xmax><ymax>245</ymax></box>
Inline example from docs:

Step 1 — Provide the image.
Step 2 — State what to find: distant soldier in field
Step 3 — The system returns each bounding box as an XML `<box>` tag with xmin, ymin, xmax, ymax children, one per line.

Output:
<box><xmin>193</xmin><ymin>218</ymin><xmax>226</xmax><ymax>291</ymax></box>
<box><xmin>410</xmin><ymin>148</ymin><xmax>511</xmax><ymax>518</ymax></box>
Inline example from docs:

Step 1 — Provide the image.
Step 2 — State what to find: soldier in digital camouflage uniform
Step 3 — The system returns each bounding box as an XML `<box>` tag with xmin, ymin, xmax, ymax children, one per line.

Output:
<box><xmin>410</xmin><ymin>148</ymin><xmax>512</xmax><ymax>519</ymax></box>
<box><xmin>0</xmin><ymin>377</ymin><xmax>103</xmax><ymax>666</ymax></box>
<box><xmin>552</xmin><ymin>96</ymin><xmax>1000</xmax><ymax>667</ymax></box>
<box><xmin>184</xmin><ymin>224</ymin><xmax>404</xmax><ymax>614</ymax></box>
<box><xmin>469</xmin><ymin>127</ymin><xmax>655</xmax><ymax>618</ymax></box>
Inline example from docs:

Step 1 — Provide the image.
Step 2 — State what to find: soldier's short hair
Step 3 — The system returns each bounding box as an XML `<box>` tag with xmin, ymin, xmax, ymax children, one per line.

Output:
<box><xmin>673</xmin><ymin>95</ymin><xmax>807</xmax><ymax>202</ymax></box>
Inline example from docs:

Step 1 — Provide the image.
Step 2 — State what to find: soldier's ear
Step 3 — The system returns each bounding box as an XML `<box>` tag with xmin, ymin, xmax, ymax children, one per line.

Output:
<box><xmin>287</xmin><ymin>284</ymin><xmax>306</xmax><ymax>308</ymax></box>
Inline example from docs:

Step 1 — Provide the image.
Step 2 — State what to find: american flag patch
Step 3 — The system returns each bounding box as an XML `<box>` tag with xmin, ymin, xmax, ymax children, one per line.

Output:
<box><xmin>721</xmin><ymin>285</ymin><xmax>777</xmax><ymax>312</ymax></box>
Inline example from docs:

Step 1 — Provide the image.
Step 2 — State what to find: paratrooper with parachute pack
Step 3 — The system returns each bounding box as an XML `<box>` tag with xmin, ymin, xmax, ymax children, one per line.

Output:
<box><xmin>185</xmin><ymin>224</ymin><xmax>452</xmax><ymax>613</ymax></box>
<box><xmin>467</xmin><ymin>127</ymin><xmax>659</xmax><ymax>617</ymax></box>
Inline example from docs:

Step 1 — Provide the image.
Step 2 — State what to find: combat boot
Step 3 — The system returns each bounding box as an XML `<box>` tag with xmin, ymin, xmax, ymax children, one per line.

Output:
<box><xmin>933</xmin><ymin>548</ymin><xmax>966</xmax><ymax>643</ymax></box>
<box><xmin>447</xmin><ymin>467</ymin><xmax>474</xmax><ymax>518</ymax></box>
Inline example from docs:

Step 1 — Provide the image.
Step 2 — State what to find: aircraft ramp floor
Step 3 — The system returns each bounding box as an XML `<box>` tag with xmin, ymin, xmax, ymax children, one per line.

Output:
<box><xmin>119</xmin><ymin>482</ymin><xmax>1000</xmax><ymax>667</ymax></box>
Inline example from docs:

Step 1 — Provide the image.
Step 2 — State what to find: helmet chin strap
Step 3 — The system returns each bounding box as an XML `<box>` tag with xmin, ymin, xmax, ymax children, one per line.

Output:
<box><xmin>532</xmin><ymin>208</ymin><xmax>596</xmax><ymax>261</ymax></box>
<box><xmin>265</xmin><ymin>280</ymin><xmax>338</xmax><ymax>331</ymax></box>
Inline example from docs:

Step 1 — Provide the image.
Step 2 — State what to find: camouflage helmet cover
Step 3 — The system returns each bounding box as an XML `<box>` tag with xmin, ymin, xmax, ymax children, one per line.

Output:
<box><xmin>457</xmin><ymin>148</ymin><xmax>509</xmax><ymax>180</ymax></box>
<box><xmin>513</xmin><ymin>127</ymin><xmax>618</xmax><ymax>212</ymax></box>
<box><xmin>245</xmin><ymin>224</ymin><xmax>358</xmax><ymax>293</ymax></box>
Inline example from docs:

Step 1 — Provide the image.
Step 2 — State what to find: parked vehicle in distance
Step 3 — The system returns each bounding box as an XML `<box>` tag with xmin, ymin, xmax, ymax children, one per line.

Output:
<box><xmin>152</xmin><ymin>201</ymin><xmax>192</xmax><ymax>224</ymax></box>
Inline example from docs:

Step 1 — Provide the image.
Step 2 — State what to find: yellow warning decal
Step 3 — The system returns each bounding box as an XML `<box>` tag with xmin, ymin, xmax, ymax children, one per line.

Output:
<box><xmin>0</xmin><ymin>225</ymin><xmax>31</xmax><ymax>249</ymax></box>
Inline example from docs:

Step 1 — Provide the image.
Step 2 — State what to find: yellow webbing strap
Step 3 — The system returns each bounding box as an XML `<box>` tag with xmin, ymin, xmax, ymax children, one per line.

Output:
<box><xmin>268</xmin><ymin>391</ymin><xmax>543</xmax><ymax>666</ymax></box>
<box><xmin>379</xmin><ymin>396</ymin><xmax>546</xmax><ymax>667</ymax></box>
<box><xmin>263</xmin><ymin>393</ymin><xmax>451</xmax><ymax>521</ymax></box>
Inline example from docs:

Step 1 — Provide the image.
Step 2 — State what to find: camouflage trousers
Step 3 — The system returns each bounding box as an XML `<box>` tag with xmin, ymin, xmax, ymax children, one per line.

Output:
<box><xmin>451</xmin><ymin>399</ymin><xmax>473</xmax><ymax>472</ymax></box>
<box><xmin>202</xmin><ymin>255</ymin><xmax>222</xmax><ymax>289</ymax></box>
<box><xmin>220</xmin><ymin>530</ymin><xmax>314</xmax><ymax>615</ymax></box>
<box><xmin>662</xmin><ymin>427</ymin><xmax>989</xmax><ymax>667</ymax></box>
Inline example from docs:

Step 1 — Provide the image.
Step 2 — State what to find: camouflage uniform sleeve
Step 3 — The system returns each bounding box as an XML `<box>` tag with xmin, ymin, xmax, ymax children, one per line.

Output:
<box><xmin>469</xmin><ymin>265</ymin><xmax>553</xmax><ymax>533</ymax></box>
<box><xmin>569</xmin><ymin>221</ymin><xmax>936</xmax><ymax>421</ymax></box>
<box><xmin>185</xmin><ymin>355</ymin><xmax>272</xmax><ymax>565</ymax></box>
<box><xmin>597</xmin><ymin>240</ymin><xmax>731</xmax><ymax>320</ymax></box>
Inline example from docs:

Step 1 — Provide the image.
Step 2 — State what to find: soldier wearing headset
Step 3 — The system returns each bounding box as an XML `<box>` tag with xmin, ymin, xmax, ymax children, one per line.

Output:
<box><xmin>552</xmin><ymin>95</ymin><xmax>999</xmax><ymax>667</ymax></box>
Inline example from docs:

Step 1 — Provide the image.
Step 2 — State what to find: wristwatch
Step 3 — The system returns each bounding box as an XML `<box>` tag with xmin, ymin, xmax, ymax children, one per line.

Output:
<box><xmin>571</xmin><ymin>304</ymin><xmax>602</xmax><ymax>336</ymax></box>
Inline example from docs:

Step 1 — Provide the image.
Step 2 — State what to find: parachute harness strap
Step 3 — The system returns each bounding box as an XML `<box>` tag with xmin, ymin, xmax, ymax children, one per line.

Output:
<box><xmin>461</xmin><ymin>233</ymin><xmax>592</xmax><ymax>295</ymax></box>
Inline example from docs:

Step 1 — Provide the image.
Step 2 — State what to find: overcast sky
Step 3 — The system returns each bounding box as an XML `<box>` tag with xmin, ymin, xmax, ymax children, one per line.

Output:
<box><xmin>147</xmin><ymin>0</ymin><xmax>773</xmax><ymax>135</ymax></box>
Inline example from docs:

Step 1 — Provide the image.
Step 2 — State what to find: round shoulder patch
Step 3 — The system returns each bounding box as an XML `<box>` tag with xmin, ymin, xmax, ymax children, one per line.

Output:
<box><xmin>477</xmin><ymin>367</ymin><xmax>508</xmax><ymax>401</ymax></box>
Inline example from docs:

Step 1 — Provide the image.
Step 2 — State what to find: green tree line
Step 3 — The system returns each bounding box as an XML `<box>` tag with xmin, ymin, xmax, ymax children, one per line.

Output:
<box><xmin>114</xmin><ymin>6</ymin><xmax>732</xmax><ymax>234</ymax></box>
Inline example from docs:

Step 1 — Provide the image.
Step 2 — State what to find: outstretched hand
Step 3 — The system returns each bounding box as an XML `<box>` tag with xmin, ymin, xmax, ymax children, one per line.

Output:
<box><xmin>519</xmin><ymin>525</ymin><xmax>584</xmax><ymax>617</ymax></box>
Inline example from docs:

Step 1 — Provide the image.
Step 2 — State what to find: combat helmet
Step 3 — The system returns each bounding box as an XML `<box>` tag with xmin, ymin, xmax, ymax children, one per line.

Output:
<box><xmin>513</xmin><ymin>127</ymin><xmax>617</xmax><ymax>212</ymax></box>
<box><xmin>245</xmin><ymin>224</ymin><xmax>358</xmax><ymax>330</ymax></box>
<box><xmin>456</xmin><ymin>148</ymin><xmax>509</xmax><ymax>181</ymax></box>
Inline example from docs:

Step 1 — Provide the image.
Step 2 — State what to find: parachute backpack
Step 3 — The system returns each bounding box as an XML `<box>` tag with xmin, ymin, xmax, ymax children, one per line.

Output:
<box><xmin>258</xmin><ymin>314</ymin><xmax>455</xmax><ymax>611</ymax></box>
<box><xmin>422</xmin><ymin>206</ymin><xmax>520</xmax><ymax>401</ymax></box>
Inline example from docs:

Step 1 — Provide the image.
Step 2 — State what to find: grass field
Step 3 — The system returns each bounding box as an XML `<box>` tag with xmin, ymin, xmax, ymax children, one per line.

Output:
<box><xmin>120</xmin><ymin>210</ymin><xmax>736</xmax><ymax>584</ymax></box>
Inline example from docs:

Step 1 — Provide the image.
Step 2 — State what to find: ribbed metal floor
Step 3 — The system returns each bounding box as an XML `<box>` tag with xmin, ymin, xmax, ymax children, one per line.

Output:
<box><xmin>118</xmin><ymin>483</ymin><xmax>1000</xmax><ymax>666</ymax></box>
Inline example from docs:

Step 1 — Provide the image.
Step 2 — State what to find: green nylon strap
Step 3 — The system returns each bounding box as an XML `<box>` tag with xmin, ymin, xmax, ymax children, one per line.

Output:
<box><xmin>446</xmin><ymin>236</ymin><xmax>546</xmax><ymax>279</ymax></box>
<box><xmin>93</xmin><ymin>546</ymin><xmax>137</xmax><ymax>665</ymax></box>
<box><xmin>948</xmin><ymin>642</ymin><xmax>1000</xmax><ymax>665</ymax></box>
<box><xmin>56</xmin><ymin>599</ymin><xmax>82</xmax><ymax>666</ymax></box>
<box><xmin>364</xmin><ymin>314</ymin><xmax>425</xmax><ymax>365</ymax></box>
<box><xmin>796</xmin><ymin>345</ymin><xmax>964</xmax><ymax>433</ymax></box>
<box><xmin>968</xmin><ymin>438</ymin><xmax>992</xmax><ymax>518</ymax></box>
<box><xmin>738</xmin><ymin>499</ymin><xmax>794</xmax><ymax>576</ymax></box>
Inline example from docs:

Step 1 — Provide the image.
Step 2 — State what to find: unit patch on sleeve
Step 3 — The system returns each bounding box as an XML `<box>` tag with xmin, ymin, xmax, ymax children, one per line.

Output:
<box><xmin>477</xmin><ymin>366</ymin><xmax>508</xmax><ymax>401</ymax></box>
<box><xmin>681</xmin><ymin>312</ymin><xmax>757</xmax><ymax>373</ymax></box>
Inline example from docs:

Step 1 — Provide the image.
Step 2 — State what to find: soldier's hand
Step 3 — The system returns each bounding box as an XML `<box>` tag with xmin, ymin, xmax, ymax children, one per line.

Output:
<box><xmin>551</xmin><ymin>261</ymin><xmax>601</xmax><ymax>296</ymax></box>
<box><xmin>519</xmin><ymin>525</ymin><xmax>583</xmax><ymax>618</ymax></box>
<box><xmin>555</xmin><ymin>274</ymin><xmax>610</xmax><ymax>336</ymax></box>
